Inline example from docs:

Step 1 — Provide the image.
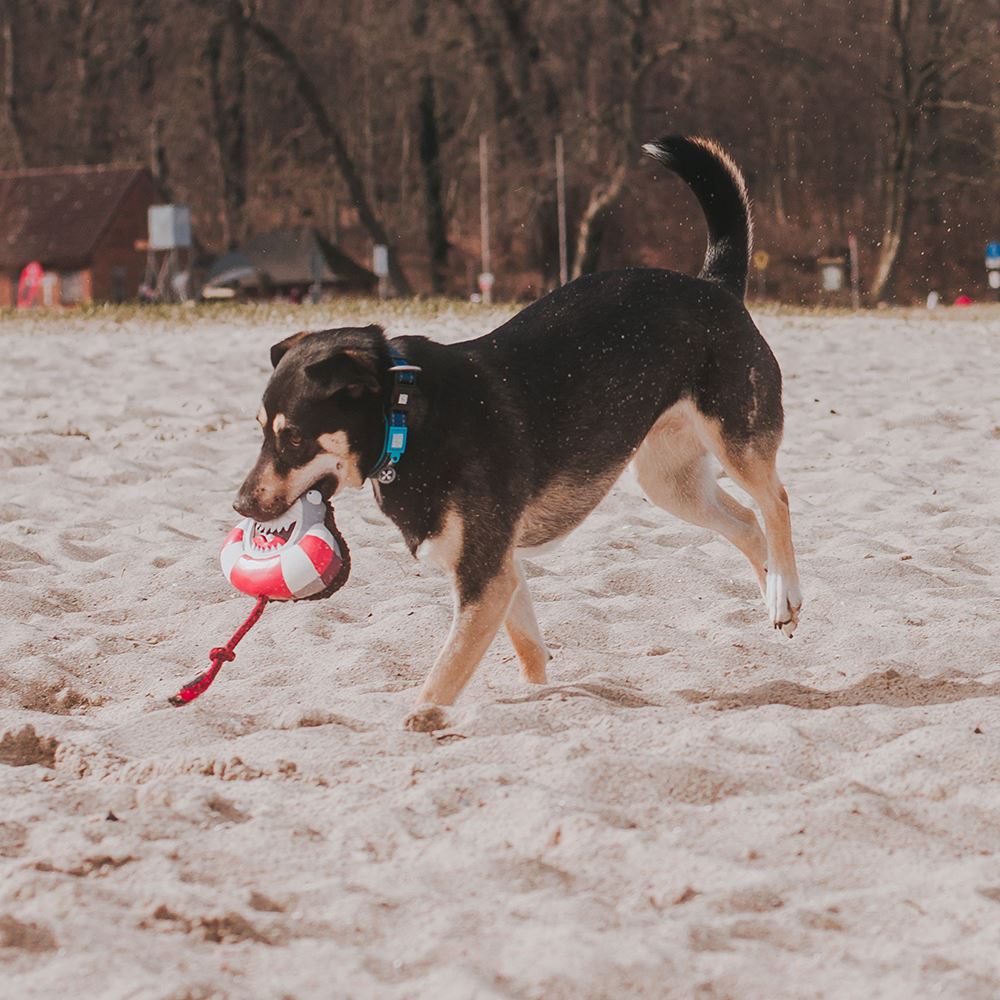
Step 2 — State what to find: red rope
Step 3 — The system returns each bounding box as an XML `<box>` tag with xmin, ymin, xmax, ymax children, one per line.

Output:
<box><xmin>169</xmin><ymin>595</ymin><xmax>269</xmax><ymax>707</ymax></box>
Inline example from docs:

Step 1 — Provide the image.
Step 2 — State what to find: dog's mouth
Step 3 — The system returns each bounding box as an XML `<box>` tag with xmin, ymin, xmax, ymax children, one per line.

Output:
<box><xmin>251</xmin><ymin>517</ymin><xmax>297</xmax><ymax>551</ymax></box>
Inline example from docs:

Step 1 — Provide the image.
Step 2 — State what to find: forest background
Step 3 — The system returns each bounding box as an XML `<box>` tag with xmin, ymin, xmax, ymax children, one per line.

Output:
<box><xmin>1</xmin><ymin>0</ymin><xmax>997</xmax><ymax>303</ymax></box>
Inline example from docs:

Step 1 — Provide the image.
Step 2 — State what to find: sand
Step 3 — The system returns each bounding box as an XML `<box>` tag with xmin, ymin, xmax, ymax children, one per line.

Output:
<box><xmin>1</xmin><ymin>302</ymin><xmax>999</xmax><ymax>999</ymax></box>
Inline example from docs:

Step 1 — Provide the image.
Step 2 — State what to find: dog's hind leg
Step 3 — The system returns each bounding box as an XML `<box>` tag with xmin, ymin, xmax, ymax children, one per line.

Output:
<box><xmin>632</xmin><ymin>404</ymin><xmax>768</xmax><ymax>592</ymax></box>
<box><xmin>698</xmin><ymin>424</ymin><xmax>803</xmax><ymax>636</ymax></box>
<box><xmin>504</xmin><ymin>557</ymin><xmax>550</xmax><ymax>684</ymax></box>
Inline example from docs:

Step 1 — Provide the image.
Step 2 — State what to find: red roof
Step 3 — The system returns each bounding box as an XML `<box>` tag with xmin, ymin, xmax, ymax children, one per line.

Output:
<box><xmin>0</xmin><ymin>164</ymin><xmax>149</xmax><ymax>270</ymax></box>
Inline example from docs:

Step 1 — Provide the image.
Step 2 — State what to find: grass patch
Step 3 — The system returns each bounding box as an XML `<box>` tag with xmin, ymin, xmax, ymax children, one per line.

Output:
<box><xmin>1</xmin><ymin>295</ymin><xmax>996</xmax><ymax>333</ymax></box>
<box><xmin>0</xmin><ymin>296</ymin><xmax>519</xmax><ymax>332</ymax></box>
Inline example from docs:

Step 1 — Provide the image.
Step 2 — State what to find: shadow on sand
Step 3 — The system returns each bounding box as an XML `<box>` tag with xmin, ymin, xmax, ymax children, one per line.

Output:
<box><xmin>677</xmin><ymin>668</ymin><xmax>1000</xmax><ymax>712</ymax></box>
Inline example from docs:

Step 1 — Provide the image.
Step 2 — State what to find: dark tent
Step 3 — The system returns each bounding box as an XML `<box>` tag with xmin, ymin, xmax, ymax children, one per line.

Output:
<box><xmin>204</xmin><ymin>227</ymin><xmax>377</xmax><ymax>298</ymax></box>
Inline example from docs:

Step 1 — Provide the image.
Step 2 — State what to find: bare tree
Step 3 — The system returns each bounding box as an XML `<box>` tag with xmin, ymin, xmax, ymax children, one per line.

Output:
<box><xmin>870</xmin><ymin>0</ymin><xmax>977</xmax><ymax>302</ymax></box>
<box><xmin>206</xmin><ymin>0</ymin><xmax>249</xmax><ymax>249</ymax></box>
<box><xmin>243</xmin><ymin>9</ymin><xmax>413</xmax><ymax>294</ymax></box>
<box><xmin>0</xmin><ymin>0</ymin><xmax>26</xmax><ymax>167</ymax></box>
<box><xmin>412</xmin><ymin>0</ymin><xmax>450</xmax><ymax>293</ymax></box>
<box><xmin>73</xmin><ymin>0</ymin><xmax>114</xmax><ymax>163</ymax></box>
<box><xmin>1</xmin><ymin>0</ymin><xmax>996</xmax><ymax>302</ymax></box>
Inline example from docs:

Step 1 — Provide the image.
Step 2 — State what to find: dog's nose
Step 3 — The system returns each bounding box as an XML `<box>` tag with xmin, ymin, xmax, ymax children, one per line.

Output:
<box><xmin>233</xmin><ymin>491</ymin><xmax>263</xmax><ymax>520</ymax></box>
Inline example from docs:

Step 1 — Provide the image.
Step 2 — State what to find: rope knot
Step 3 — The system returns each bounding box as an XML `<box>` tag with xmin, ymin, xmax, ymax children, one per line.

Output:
<box><xmin>170</xmin><ymin>596</ymin><xmax>268</xmax><ymax>707</ymax></box>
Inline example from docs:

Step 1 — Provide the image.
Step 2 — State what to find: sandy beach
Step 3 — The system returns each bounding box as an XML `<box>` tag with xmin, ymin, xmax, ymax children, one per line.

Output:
<box><xmin>1</xmin><ymin>301</ymin><xmax>999</xmax><ymax>999</ymax></box>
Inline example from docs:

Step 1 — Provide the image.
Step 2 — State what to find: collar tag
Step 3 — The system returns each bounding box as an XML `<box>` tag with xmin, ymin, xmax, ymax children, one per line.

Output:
<box><xmin>387</xmin><ymin>422</ymin><xmax>408</xmax><ymax>462</ymax></box>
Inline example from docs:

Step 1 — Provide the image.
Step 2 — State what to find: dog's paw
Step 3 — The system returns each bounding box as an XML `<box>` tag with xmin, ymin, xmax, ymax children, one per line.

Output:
<box><xmin>766</xmin><ymin>573</ymin><xmax>802</xmax><ymax>638</ymax></box>
<box><xmin>403</xmin><ymin>704</ymin><xmax>449</xmax><ymax>733</ymax></box>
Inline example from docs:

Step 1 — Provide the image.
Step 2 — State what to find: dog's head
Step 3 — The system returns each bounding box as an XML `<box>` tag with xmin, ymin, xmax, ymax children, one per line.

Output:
<box><xmin>234</xmin><ymin>325</ymin><xmax>388</xmax><ymax>521</ymax></box>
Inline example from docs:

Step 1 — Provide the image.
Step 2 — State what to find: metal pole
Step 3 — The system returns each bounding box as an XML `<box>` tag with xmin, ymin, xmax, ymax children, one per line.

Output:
<box><xmin>556</xmin><ymin>133</ymin><xmax>568</xmax><ymax>286</ymax></box>
<box><xmin>479</xmin><ymin>133</ymin><xmax>492</xmax><ymax>303</ymax></box>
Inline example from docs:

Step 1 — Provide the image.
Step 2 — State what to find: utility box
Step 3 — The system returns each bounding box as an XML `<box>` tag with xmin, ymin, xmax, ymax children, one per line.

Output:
<box><xmin>148</xmin><ymin>205</ymin><xmax>192</xmax><ymax>251</ymax></box>
<box><xmin>818</xmin><ymin>255</ymin><xmax>847</xmax><ymax>293</ymax></box>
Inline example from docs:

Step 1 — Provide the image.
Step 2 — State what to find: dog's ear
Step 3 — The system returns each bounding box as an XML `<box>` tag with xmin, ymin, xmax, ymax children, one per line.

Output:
<box><xmin>305</xmin><ymin>348</ymin><xmax>381</xmax><ymax>397</ymax></box>
<box><xmin>270</xmin><ymin>331</ymin><xmax>315</xmax><ymax>369</ymax></box>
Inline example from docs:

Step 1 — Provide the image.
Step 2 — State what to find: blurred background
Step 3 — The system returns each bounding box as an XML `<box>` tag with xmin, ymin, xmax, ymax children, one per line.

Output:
<box><xmin>0</xmin><ymin>0</ymin><xmax>997</xmax><ymax>306</ymax></box>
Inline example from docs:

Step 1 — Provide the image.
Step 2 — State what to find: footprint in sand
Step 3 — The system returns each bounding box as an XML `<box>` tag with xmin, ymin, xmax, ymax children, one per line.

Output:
<box><xmin>58</xmin><ymin>536</ymin><xmax>111</xmax><ymax>563</ymax></box>
<box><xmin>719</xmin><ymin>887</ymin><xmax>785</xmax><ymax>913</ymax></box>
<box><xmin>19</xmin><ymin>682</ymin><xmax>100</xmax><ymax>716</ymax></box>
<box><xmin>248</xmin><ymin>891</ymin><xmax>285</xmax><ymax>913</ymax></box>
<box><xmin>0</xmin><ymin>539</ymin><xmax>48</xmax><ymax>567</ymax></box>
<box><xmin>498</xmin><ymin>679</ymin><xmax>658</xmax><ymax>709</ymax></box>
<box><xmin>0</xmin><ymin>915</ymin><xmax>57</xmax><ymax>952</ymax></box>
<box><xmin>0</xmin><ymin>726</ymin><xmax>59</xmax><ymax>767</ymax></box>
<box><xmin>145</xmin><ymin>906</ymin><xmax>275</xmax><ymax>945</ymax></box>
<box><xmin>0</xmin><ymin>445</ymin><xmax>49</xmax><ymax>469</ymax></box>
<box><xmin>0</xmin><ymin>503</ymin><xmax>27</xmax><ymax>523</ymax></box>
<box><xmin>0</xmin><ymin>822</ymin><xmax>28</xmax><ymax>858</ymax></box>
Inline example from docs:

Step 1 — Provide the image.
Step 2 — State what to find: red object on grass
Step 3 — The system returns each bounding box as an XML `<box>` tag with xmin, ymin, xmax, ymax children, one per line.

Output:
<box><xmin>168</xmin><ymin>595</ymin><xmax>268</xmax><ymax>706</ymax></box>
<box><xmin>17</xmin><ymin>261</ymin><xmax>44</xmax><ymax>308</ymax></box>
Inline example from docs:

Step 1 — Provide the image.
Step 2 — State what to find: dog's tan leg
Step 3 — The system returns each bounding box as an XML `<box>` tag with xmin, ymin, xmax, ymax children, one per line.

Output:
<box><xmin>504</xmin><ymin>558</ymin><xmax>550</xmax><ymax>684</ymax></box>
<box><xmin>404</xmin><ymin>561</ymin><xmax>519</xmax><ymax>732</ymax></box>
<box><xmin>633</xmin><ymin>405</ymin><xmax>768</xmax><ymax>591</ymax></box>
<box><xmin>703</xmin><ymin>432</ymin><xmax>803</xmax><ymax>636</ymax></box>
<box><xmin>741</xmin><ymin>468</ymin><xmax>802</xmax><ymax>636</ymax></box>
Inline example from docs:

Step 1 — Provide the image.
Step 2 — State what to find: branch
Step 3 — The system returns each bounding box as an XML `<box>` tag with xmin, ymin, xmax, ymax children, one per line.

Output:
<box><xmin>932</xmin><ymin>98</ymin><xmax>1000</xmax><ymax>116</ymax></box>
<box><xmin>244</xmin><ymin>12</ymin><xmax>411</xmax><ymax>293</ymax></box>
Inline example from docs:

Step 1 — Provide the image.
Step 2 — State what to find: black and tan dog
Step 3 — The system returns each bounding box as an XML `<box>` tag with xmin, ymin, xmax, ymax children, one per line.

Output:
<box><xmin>235</xmin><ymin>136</ymin><xmax>803</xmax><ymax>731</ymax></box>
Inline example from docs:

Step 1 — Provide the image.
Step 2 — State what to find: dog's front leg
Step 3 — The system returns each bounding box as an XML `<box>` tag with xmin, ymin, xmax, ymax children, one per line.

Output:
<box><xmin>403</xmin><ymin>564</ymin><xmax>518</xmax><ymax>732</ymax></box>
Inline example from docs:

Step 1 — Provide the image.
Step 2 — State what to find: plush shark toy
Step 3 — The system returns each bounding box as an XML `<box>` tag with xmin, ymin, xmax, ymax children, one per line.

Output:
<box><xmin>169</xmin><ymin>490</ymin><xmax>350</xmax><ymax>706</ymax></box>
<box><xmin>221</xmin><ymin>489</ymin><xmax>350</xmax><ymax>601</ymax></box>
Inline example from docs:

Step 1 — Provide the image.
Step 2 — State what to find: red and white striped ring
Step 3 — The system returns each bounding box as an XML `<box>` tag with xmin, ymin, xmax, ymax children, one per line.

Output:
<box><xmin>219</xmin><ymin>491</ymin><xmax>345</xmax><ymax>601</ymax></box>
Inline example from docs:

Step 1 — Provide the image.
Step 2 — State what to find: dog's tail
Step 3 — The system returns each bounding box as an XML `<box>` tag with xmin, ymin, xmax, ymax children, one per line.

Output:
<box><xmin>642</xmin><ymin>135</ymin><xmax>752</xmax><ymax>300</ymax></box>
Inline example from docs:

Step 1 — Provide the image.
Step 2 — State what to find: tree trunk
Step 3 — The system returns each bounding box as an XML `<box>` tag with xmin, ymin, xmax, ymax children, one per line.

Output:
<box><xmin>131</xmin><ymin>1</ymin><xmax>170</xmax><ymax>196</ymax></box>
<box><xmin>871</xmin><ymin>0</ymin><xmax>922</xmax><ymax>303</ymax></box>
<box><xmin>0</xmin><ymin>0</ymin><xmax>25</xmax><ymax>167</ymax></box>
<box><xmin>921</xmin><ymin>0</ymin><xmax>947</xmax><ymax>287</ymax></box>
<box><xmin>450</xmin><ymin>0</ymin><xmax>543</xmax><ymax>164</ymax></box>
<box><xmin>245</xmin><ymin>14</ymin><xmax>412</xmax><ymax>295</ymax></box>
<box><xmin>149</xmin><ymin>115</ymin><xmax>171</xmax><ymax>199</ymax></box>
<box><xmin>206</xmin><ymin>3</ymin><xmax>248</xmax><ymax>250</ymax></box>
<box><xmin>417</xmin><ymin>73</ymin><xmax>449</xmax><ymax>293</ymax></box>
<box><xmin>571</xmin><ymin>163</ymin><xmax>626</xmax><ymax>279</ymax></box>
<box><xmin>571</xmin><ymin>0</ymin><xmax>653</xmax><ymax>278</ymax></box>
<box><xmin>871</xmin><ymin>86</ymin><xmax>919</xmax><ymax>303</ymax></box>
<box><xmin>412</xmin><ymin>0</ymin><xmax>449</xmax><ymax>294</ymax></box>
<box><xmin>75</xmin><ymin>0</ymin><xmax>111</xmax><ymax>164</ymax></box>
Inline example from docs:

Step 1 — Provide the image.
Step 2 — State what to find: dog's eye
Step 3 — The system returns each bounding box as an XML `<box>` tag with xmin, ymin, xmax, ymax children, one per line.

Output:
<box><xmin>287</xmin><ymin>432</ymin><xmax>304</xmax><ymax>449</ymax></box>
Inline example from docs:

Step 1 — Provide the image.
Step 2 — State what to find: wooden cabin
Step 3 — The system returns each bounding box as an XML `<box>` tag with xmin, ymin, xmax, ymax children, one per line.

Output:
<box><xmin>0</xmin><ymin>164</ymin><xmax>157</xmax><ymax>307</ymax></box>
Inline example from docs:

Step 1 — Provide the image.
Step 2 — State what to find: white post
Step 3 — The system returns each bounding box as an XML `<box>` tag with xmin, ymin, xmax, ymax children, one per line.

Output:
<box><xmin>479</xmin><ymin>133</ymin><xmax>492</xmax><ymax>304</ymax></box>
<box><xmin>556</xmin><ymin>133</ymin><xmax>568</xmax><ymax>286</ymax></box>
